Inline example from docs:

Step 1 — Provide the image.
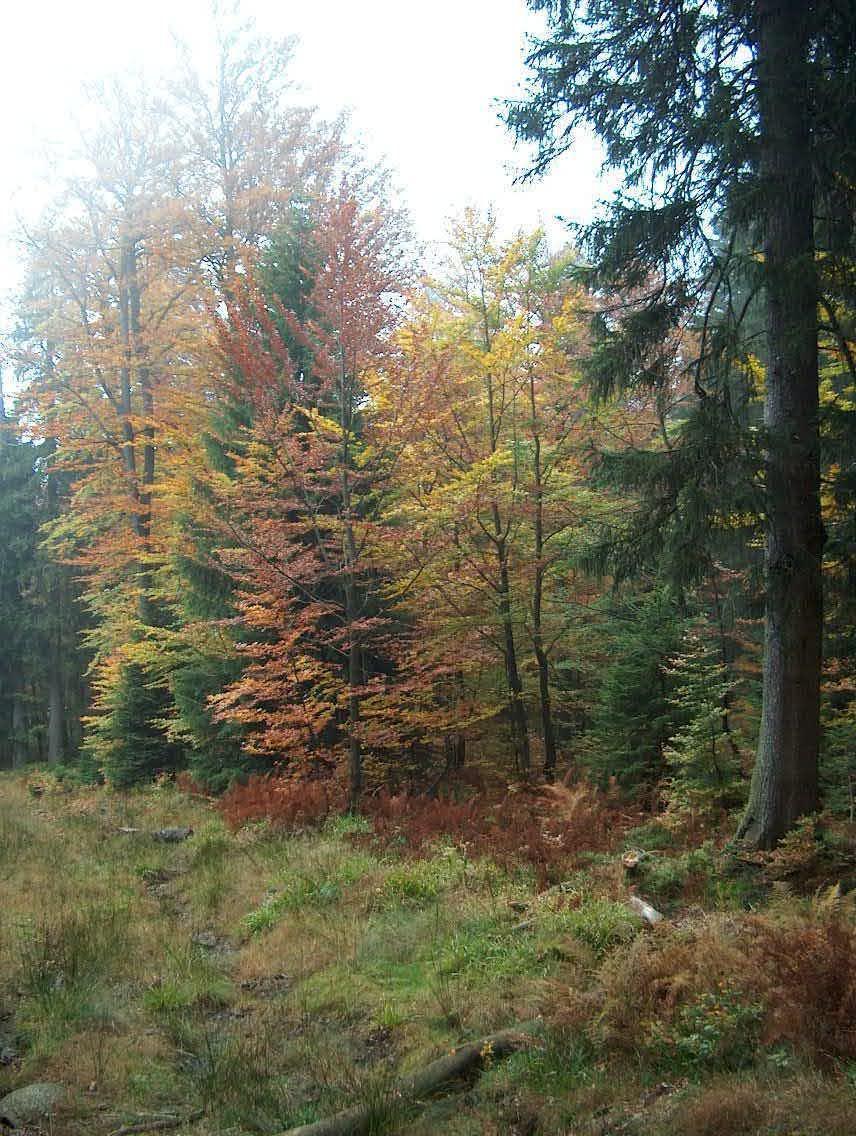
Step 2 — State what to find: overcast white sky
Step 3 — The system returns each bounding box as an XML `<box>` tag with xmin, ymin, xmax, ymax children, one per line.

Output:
<box><xmin>0</xmin><ymin>0</ymin><xmax>609</xmax><ymax>334</ymax></box>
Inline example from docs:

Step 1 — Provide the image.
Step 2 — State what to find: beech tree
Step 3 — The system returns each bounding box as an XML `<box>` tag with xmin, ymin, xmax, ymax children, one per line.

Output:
<box><xmin>509</xmin><ymin>0</ymin><xmax>856</xmax><ymax>846</ymax></box>
<box><xmin>169</xmin><ymin>12</ymin><xmax>343</xmax><ymax>290</ymax></box>
<box><xmin>392</xmin><ymin>215</ymin><xmax>598</xmax><ymax>780</ymax></box>
<box><xmin>208</xmin><ymin>181</ymin><xmax>413</xmax><ymax>806</ymax></box>
<box><xmin>14</xmin><ymin>81</ymin><xmax>203</xmax><ymax>781</ymax></box>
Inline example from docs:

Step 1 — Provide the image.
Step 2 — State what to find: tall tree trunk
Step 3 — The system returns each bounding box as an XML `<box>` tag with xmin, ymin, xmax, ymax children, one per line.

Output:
<box><xmin>495</xmin><ymin>524</ymin><xmax>531</xmax><ymax>780</ymax></box>
<box><xmin>47</xmin><ymin>666</ymin><xmax>64</xmax><ymax>765</ymax></box>
<box><xmin>11</xmin><ymin>693</ymin><xmax>27</xmax><ymax>769</ymax></box>
<box><xmin>340</xmin><ymin>350</ymin><xmax>363</xmax><ymax>811</ymax></box>
<box><xmin>738</xmin><ymin>0</ymin><xmax>822</xmax><ymax>848</ymax></box>
<box><xmin>528</xmin><ymin>371</ymin><xmax>558</xmax><ymax>780</ymax></box>
<box><xmin>128</xmin><ymin>243</ymin><xmax>155</xmax><ymax>543</ymax></box>
<box><xmin>45</xmin><ymin>447</ymin><xmax>66</xmax><ymax>765</ymax></box>
<box><xmin>346</xmin><ymin>623</ymin><xmax>362</xmax><ymax>810</ymax></box>
<box><xmin>126</xmin><ymin>237</ymin><xmax>156</xmax><ymax>627</ymax></box>
<box><xmin>118</xmin><ymin>237</ymin><xmax>141</xmax><ymax>534</ymax></box>
<box><xmin>482</xmin><ymin>297</ymin><xmax>530</xmax><ymax>779</ymax></box>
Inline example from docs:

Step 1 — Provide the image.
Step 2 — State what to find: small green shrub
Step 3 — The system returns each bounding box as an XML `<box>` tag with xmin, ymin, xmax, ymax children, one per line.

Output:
<box><xmin>12</xmin><ymin>900</ymin><xmax>131</xmax><ymax>1057</ymax></box>
<box><xmin>17</xmin><ymin>901</ymin><xmax>130</xmax><ymax>1005</ymax></box>
<box><xmin>437</xmin><ymin>915</ymin><xmax>541</xmax><ymax>985</ymax></box>
<box><xmin>325</xmin><ymin>812</ymin><xmax>373</xmax><ymax>838</ymax></box>
<box><xmin>557</xmin><ymin>898</ymin><xmax>642</xmax><ymax>957</ymax></box>
<box><xmin>188</xmin><ymin>1025</ymin><xmax>294</xmax><ymax>1128</ymax></box>
<box><xmin>639</xmin><ymin>844</ymin><xmax>718</xmax><ymax>904</ymax></box>
<box><xmin>378</xmin><ymin>848</ymin><xmax>466</xmax><ymax>908</ymax></box>
<box><xmin>496</xmin><ymin>1026</ymin><xmax>595</xmax><ymax>1096</ymax></box>
<box><xmin>189</xmin><ymin>821</ymin><xmax>232</xmax><ymax>915</ymax></box>
<box><xmin>242</xmin><ymin>849</ymin><xmax>376</xmax><ymax>934</ymax></box>
<box><xmin>648</xmin><ymin>985</ymin><xmax>764</xmax><ymax>1075</ymax></box>
<box><xmin>191</xmin><ymin>820</ymin><xmax>231</xmax><ymax>866</ymax></box>
<box><xmin>143</xmin><ymin>944</ymin><xmax>233</xmax><ymax>1019</ymax></box>
<box><xmin>623</xmin><ymin>820</ymin><xmax>676</xmax><ymax>852</ymax></box>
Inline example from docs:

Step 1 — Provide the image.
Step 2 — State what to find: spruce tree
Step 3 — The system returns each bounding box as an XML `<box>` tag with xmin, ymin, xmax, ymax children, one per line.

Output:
<box><xmin>587</xmin><ymin>589</ymin><xmax>685</xmax><ymax>791</ymax></box>
<box><xmin>0</xmin><ymin>416</ymin><xmax>41</xmax><ymax>767</ymax></box>
<box><xmin>662</xmin><ymin>625</ymin><xmax>745</xmax><ymax>823</ymax></box>
<box><xmin>0</xmin><ymin>408</ymin><xmax>88</xmax><ymax>769</ymax></box>
<box><xmin>508</xmin><ymin>0</ymin><xmax>856</xmax><ymax>847</ymax></box>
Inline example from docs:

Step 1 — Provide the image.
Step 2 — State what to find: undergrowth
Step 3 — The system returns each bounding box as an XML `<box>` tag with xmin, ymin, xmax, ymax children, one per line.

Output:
<box><xmin>0</xmin><ymin>773</ymin><xmax>853</xmax><ymax>1136</ymax></box>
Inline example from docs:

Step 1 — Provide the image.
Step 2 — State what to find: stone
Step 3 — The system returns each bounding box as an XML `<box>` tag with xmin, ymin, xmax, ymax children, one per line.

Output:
<box><xmin>0</xmin><ymin>1083</ymin><xmax>65</xmax><ymax>1127</ymax></box>
<box><xmin>190</xmin><ymin>931</ymin><xmax>219</xmax><ymax>949</ymax></box>
<box><xmin>151</xmin><ymin>826</ymin><xmax>193</xmax><ymax>843</ymax></box>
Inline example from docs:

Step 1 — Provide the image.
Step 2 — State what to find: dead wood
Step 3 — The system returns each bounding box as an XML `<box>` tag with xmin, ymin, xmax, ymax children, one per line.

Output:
<box><xmin>108</xmin><ymin>1111</ymin><xmax>202</xmax><ymax>1135</ymax></box>
<box><xmin>628</xmin><ymin>892</ymin><xmax>663</xmax><ymax>926</ymax></box>
<box><xmin>276</xmin><ymin>1022</ymin><xmax>539</xmax><ymax>1136</ymax></box>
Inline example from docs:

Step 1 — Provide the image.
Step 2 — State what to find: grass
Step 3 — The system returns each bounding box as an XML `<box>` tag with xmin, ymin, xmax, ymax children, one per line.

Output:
<box><xmin>0</xmin><ymin>772</ymin><xmax>853</xmax><ymax>1136</ymax></box>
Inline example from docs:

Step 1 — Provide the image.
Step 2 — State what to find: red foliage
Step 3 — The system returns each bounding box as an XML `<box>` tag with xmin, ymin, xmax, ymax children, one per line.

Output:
<box><xmin>213</xmin><ymin>773</ymin><xmax>622</xmax><ymax>886</ymax></box>
<box><xmin>750</xmin><ymin>910</ymin><xmax>856</xmax><ymax>1062</ymax></box>
<box><xmin>218</xmin><ymin>773</ymin><xmax>345</xmax><ymax>831</ymax></box>
<box><xmin>175</xmin><ymin>771</ymin><xmax>212</xmax><ymax>799</ymax></box>
<box><xmin>363</xmin><ymin>782</ymin><xmax>619</xmax><ymax>888</ymax></box>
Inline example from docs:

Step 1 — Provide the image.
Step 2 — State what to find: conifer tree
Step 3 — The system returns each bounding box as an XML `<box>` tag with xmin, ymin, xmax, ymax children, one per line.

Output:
<box><xmin>586</xmin><ymin>589</ymin><xmax>685</xmax><ymax>791</ymax></box>
<box><xmin>662</xmin><ymin>624</ymin><xmax>745</xmax><ymax>823</ymax></box>
<box><xmin>509</xmin><ymin>0</ymin><xmax>856</xmax><ymax>846</ymax></box>
<box><xmin>0</xmin><ymin>398</ymin><xmax>88</xmax><ymax>768</ymax></box>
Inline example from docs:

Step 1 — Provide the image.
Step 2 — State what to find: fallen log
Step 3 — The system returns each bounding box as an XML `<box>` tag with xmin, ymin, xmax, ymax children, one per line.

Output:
<box><xmin>628</xmin><ymin>892</ymin><xmax>663</xmax><ymax>926</ymax></box>
<box><xmin>276</xmin><ymin>1022</ymin><xmax>539</xmax><ymax>1136</ymax></box>
<box><xmin>108</xmin><ymin>1111</ymin><xmax>202</xmax><ymax>1136</ymax></box>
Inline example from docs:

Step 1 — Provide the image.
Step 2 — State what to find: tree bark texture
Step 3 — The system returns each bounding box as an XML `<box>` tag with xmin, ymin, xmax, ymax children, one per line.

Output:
<box><xmin>528</xmin><ymin>371</ymin><xmax>558</xmax><ymax>780</ymax></box>
<box><xmin>739</xmin><ymin>0</ymin><xmax>823</xmax><ymax>848</ymax></box>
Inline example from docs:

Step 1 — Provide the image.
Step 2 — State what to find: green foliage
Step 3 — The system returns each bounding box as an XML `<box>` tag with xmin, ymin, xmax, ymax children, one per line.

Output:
<box><xmin>13</xmin><ymin>900</ymin><xmax>131</xmax><ymax>1057</ymax></box>
<box><xmin>16</xmin><ymin>901</ymin><xmax>130</xmax><ymax>1006</ymax></box>
<box><xmin>242</xmin><ymin>849</ymin><xmax>376</xmax><ymax>933</ymax></box>
<box><xmin>622</xmin><ymin>820</ymin><xmax>676</xmax><ymax>852</ymax></box>
<box><xmin>820</xmin><ymin>700</ymin><xmax>856</xmax><ymax>819</ymax></box>
<box><xmin>87</xmin><ymin>662</ymin><xmax>185</xmax><ymax>787</ymax></box>
<box><xmin>142</xmin><ymin>944</ymin><xmax>233</xmax><ymax>1019</ymax></box>
<box><xmin>662</xmin><ymin>627</ymin><xmax>746</xmax><ymax>822</ymax></box>
<box><xmin>491</xmin><ymin>1025</ymin><xmax>595</xmax><ymax>1099</ymax></box>
<box><xmin>436</xmin><ymin>914</ymin><xmax>543</xmax><ymax>986</ymax></box>
<box><xmin>377</xmin><ymin>848</ymin><xmax>467</xmax><ymax>908</ymax></box>
<box><xmin>586</xmin><ymin>589</ymin><xmax>686</xmax><ymax>789</ymax></box>
<box><xmin>0</xmin><ymin>426</ymin><xmax>88</xmax><ymax>769</ymax></box>
<box><xmin>187</xmin><ymin>1025</ymin><xmax>296</xmax><ymax>1129</ymax></box>
<box><xmin>649</xmin><ymin>986</ymin><xmax>764</xmax><ymax>1076</ymax></box>
<box><xmin>637</xmin><ymin>844</ymin><xmax>718</xmax><ymax>905</ymax></box>
<box><xmin>166</xmin><ymin>525</ymin><xmax>251</xmax><ymax>791</ymax></box>
<box><xmin>556</xmin><ymin>897</ymin><xmax>642</xmax><ymax>957</ymax></box>
<box><xmin>188</xmin><ymin>821</ymin><xmax>233</xmax><ymax>917</ymax></box>
<box><xmin>325</xmin><ymin>811</ymin><xmax>373</xmax><ymax>838</ymax></box>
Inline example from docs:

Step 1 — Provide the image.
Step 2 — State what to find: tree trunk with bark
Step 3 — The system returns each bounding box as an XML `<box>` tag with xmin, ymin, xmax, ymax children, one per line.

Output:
<box><xmin>496</xmin><ymin>528</ymin><xmax>531</xmax><ymax>780</ymax></box>
<box><xmin>738</xmin><ymin>0</ymin><xmax>823</xmax><ymax>848</ymax></box>
<box><xmin>47</xmin><ymin>666</ymin><xmax>64</xmax><ymax>765</ymax></box>
<box><xmin>528</xmin><ymin>370</ymin><xmax>558</xmax><ymax>780</ymax></box>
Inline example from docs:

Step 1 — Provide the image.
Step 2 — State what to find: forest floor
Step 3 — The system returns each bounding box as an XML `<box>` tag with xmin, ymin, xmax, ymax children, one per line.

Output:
<box><xmin>0</xmin><ymin>773</ymin><xmax>854</xmax><ymax>1136</ymax></box>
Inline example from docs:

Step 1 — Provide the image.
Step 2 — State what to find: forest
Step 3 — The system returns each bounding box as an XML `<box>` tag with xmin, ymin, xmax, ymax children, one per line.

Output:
<box><xmin>1</xmin><ymin>0</ymin><xmax>853</xmax><ymax>845</ymax></box>
<box><xmin>0</xmin><ymin>2</ymin><xmax>854</xmax><ymax>1133</ymax></box>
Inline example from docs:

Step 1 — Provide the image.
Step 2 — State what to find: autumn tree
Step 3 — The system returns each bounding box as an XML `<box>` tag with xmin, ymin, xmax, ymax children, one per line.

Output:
<box><xmin>15</xmin><ymin>80</ymin><xmax>203</xmax><ymax>781</ymax></box>
<box><xmin>509</xmin><ymin>0</ymin><xmax>856</xmax><ymax>845</ymax></box>
<box><xmin>392</xmin><ymin>215</ymin><xmax>597</xmax><ymax>781</ymax></box>
<box><xmin>168</xmin><ymin>10</ymin><xmax>343</xmax><ymax>291</ymax></box>
<box><xmin>14</xmin><ymin>14</ymin><xmax>352</xmax><ymax>782</ymax></box>
<box><xmin>208</xmin><ymin>179</ymin><xmax>413</xmax><ymax>806</ymax></box>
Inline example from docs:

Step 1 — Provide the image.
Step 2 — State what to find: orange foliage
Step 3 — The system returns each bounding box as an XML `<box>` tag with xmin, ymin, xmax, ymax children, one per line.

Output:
<box><xmin>218</xmin><ymin>773</ymin><xmax>345</xmax><ymax>831</ymax></box>
<box><xmin>364</xmin><ymin>781</ymin><xmax>618</xmax><ymax>887</ymax></box>
<box><xmin>749</xmin><ymin>908</ymin><xmax>856</xmax><ymax>1062</ymax></box>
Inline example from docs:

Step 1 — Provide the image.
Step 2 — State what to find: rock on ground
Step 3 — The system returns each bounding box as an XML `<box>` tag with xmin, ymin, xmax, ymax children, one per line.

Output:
<box><xmin>0</xmin><ymin>1083</ymin><xmax>66</xmax><ymax>1127</ymax></box>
